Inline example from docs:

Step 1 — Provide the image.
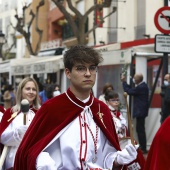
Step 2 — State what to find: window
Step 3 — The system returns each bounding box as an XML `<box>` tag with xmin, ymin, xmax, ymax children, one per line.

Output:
<box><xmin>135</xmin><ymin>0</ymin><xmax>146</xmax><ymax>39</ymax></box>
<box><xmin>62</xmin><ymin>17</ymin><xmax>88</xmax><ymax>40</ymax></box>
<box><xmin>108</xmin><ymin>0</ymin><xmax>118</xmax><ymax>43</ymax></box>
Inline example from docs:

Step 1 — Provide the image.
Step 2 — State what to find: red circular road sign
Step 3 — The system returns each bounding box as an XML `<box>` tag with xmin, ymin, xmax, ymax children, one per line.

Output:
<box><xmin>154</xmin><ymin>6</ymin><xmax>170</xmax><ymax>34</ymax></box>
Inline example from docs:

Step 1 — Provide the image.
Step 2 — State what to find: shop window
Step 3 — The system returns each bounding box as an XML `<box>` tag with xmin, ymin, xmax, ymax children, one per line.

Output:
<box><xmin>62</xmin><ymin>17</ymin><xmax>88</xmax><ymax>40</ymax></box>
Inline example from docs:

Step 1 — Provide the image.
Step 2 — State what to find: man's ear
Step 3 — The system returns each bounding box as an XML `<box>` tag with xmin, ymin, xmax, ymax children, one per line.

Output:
<box><xmin>65</xmin><ymin>68</ymin><xmax>71</xmax><ymax>79</ymax></box>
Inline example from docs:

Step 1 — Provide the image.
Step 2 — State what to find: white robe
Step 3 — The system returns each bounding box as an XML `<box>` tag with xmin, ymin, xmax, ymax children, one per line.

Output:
<box><xmin>36</xmin><ymin>101</ymin><xmax>118</xmax><ymax>170</ymax></box>
<box><xmin>1</xmin><ymin>110</ymin><xmax>35</xmax><ymax>169</ymax></box>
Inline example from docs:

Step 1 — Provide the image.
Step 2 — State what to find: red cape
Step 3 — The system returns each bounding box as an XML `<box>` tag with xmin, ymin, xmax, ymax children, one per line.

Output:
<box><xmin>0</xmin><ymin>105</ymin><xmax>5</xmax><ymax>114</ymax></box>
<box><xmin>144</xmin><ymin>116</ymin><xmax>170</xmax><ymax>170</ymax></box>
<box><xmin>14</xmin><ymin>89</ymin><xmax>122</xmax><ymax>170</ymax></box>
<box><xmin>0</xmin><ymin>106</ymin><xmax>38</xmax><ymax>164</ymax></box>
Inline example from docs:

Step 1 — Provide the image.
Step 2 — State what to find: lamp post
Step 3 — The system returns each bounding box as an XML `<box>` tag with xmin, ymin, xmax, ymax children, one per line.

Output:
<box><xmin>0</xmin><ymin>31</ymin><xmax>5</xmax><ymax>60</ymax></box>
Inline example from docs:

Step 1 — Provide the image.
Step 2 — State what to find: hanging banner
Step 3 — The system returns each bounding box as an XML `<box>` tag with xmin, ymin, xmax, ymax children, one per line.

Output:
<box><xmin>96</xmin><ymin>0</ymin><xmax>104</xmax><ymax>27</ymax></box>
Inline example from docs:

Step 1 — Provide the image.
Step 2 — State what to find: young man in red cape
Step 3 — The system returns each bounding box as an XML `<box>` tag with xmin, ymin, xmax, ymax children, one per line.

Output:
<box><xmin>13</xmin><ymin>45</ymin><xmax>137</xmax><ymax>170</ymax></box>
<box><xmin>144</xmin><ymin>116</ymin><xmax>170</xmax><ymax>170</ymax></box>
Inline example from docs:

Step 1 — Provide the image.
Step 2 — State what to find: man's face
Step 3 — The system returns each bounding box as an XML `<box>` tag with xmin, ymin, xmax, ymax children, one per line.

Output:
<box><xmin>65</xmin><ymin>63</ymin><xmax>97</xmax><ymax>93</ymax></box>
<box><xmin>164</xmin><ymin>74</ymin><xmax>170</xmax><ymax>83</ymax></box>
<box><xmin>133</xmin><ymin>75</ymin><xmax>138</xmax><ymax>84</ymax></box>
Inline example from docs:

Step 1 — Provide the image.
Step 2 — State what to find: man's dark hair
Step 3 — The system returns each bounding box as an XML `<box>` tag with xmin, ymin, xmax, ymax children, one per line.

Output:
<box><xmin>63</xmin><ymin>45</ymin><xmax>103</xmax><ymax>71</ymax></box>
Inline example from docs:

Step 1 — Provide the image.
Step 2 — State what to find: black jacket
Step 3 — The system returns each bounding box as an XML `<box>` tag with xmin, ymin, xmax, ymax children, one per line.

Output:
<box><xmin>122</xmin><ymin>81</ymin><xmax>149</xmax><ymax>118</ymax></box>
<box><xmin>161</xmin><ymin>85</ymin><xmax>170</xmax><ymax>123</ymax></box>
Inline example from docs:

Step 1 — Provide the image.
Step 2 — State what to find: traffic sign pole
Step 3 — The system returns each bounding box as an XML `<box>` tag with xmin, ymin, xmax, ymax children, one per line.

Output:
<box><xmin>165</xmin><ymin>0</ymin><xmax>168</xmax><ymax>6</ymax></box>
<box><xmin>163</xmin><ymin>0</ymin><xmax>169</xmax><ymax>76</ymax></box>
<box><xmin>154</xmin><ymin>4</ymin><xmax>170</xmax><ymax>76</ymax></box>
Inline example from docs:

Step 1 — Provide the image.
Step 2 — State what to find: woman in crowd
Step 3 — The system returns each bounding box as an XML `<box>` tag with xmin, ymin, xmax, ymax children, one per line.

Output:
<box><xmin>0</xmin><ymin>77</ymin><xmax>41</xmax><ymax>170</ymax></box>
<box><xmin>98</xmin><ymin>82</ymin><xmax>114</xmax><ymax>104</ymax></box>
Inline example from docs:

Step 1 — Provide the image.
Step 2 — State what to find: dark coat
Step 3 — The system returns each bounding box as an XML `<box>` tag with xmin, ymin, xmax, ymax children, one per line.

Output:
<box><xmin>122</xmin><ymin>81</ymin><xmax>149</xmax><ymax>118</ymax></box>
<box><xmin>161</xmin><ymin>85</ymin><xmax>170</xmax><ymax>123</ymax></box>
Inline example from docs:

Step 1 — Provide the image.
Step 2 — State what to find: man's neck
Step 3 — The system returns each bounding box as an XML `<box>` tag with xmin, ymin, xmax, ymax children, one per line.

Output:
<box><xmin>69</xmin><ymin>87</ymin><xmax>91</xmax><ymax>101</ymax></box>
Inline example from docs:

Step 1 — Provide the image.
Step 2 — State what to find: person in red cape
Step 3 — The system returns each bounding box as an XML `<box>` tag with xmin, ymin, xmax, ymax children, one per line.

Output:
<box><xmin>0</xmin><ymin>77</ymin><xmax>41</xmax><ymax>170</ymax></box>
<box><xmin>0</xmin><ymin>105</ymin><xmax>5</xmax><ymax>122</ymax></box>
<box><xmin>105</xmin><ymin>90</ymin><xmax>128</xmax><ymax>139</ymax></box>
<box><xmin>144</xmin><ymin>116</ymin><xmax>170</xmax><ymax>170</ymax></box>
<box><xmin>105</xmin><ymin>90</ymin><xmax>146</xmax><ymax>170</ymax></box>
<box><xmin>0</xmin><ymin>105</ymin><xmax>5</xmax><ymax>115</ymax></box>
<box><xmin>14</xmin><ymin>45</ymin><xmax>137</xmax><ymax>170</ymax></box>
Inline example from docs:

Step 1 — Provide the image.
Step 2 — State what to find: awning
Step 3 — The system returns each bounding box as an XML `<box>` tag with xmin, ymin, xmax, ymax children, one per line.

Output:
<box><xmin>101</xmin><ymin>48</ymin><xmax>132</xmax><ymax>65</ymax></box>
<box><xmin>0</xmin><ymin>60</ymin><xmax>10</xmax><ymax>73</ymax></box>
<box><xmin>94</xmin><ymin>43</ymin><xmax>132</xmax><ymax>65</ymax></box>
<box><xmin>9</xmin><ymin>55</ymin><xmax>63</xmax><ymax>75</ymax></box>
<box><xmin>132</xmin><ymin>44</ymin><xmax>169</xmax><ymax>58</ymax></box>
<box><xmin>38</xmin><ymin>47</ymin><xmax>64</xmax><ymax>57</ymax></box>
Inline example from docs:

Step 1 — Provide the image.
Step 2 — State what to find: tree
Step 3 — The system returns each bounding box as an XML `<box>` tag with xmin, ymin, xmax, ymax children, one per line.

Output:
<box><xmin>52</xmin><ymin>0</ymin><xmax>116</xmax><ymax>45</ymax></box>
<box><xmin>12</xmin><ymin>0</ymin><xmax>45</xmax><ymax>55</ymax></box>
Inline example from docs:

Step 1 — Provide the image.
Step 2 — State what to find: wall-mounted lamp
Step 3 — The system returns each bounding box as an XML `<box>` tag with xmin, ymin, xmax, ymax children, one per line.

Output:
<box><xmin>143</xmin><ymin>34</ymin><xmax>150</xmax><ymax>39</ymax></box>
<box><xmin>99</xmin><ymin>41</ymin><xmax>105</xmax><ymax>45</ymax></box>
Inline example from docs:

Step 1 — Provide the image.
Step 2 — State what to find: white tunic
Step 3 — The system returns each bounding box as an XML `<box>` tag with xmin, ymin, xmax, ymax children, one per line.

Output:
<box><xmin>36</xmin><ymin>98</ymin><xmax>118</xmax><ymax>170</ymax></box>
<box><xmin>1</xmin><ymin>110</ymin><xmax>35</xmax><ymax>169</ymax></box>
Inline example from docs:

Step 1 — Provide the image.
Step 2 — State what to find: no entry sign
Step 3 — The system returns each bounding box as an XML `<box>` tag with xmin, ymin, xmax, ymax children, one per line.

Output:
<box><xmin>154</xmin><ymin>6</ymin><xmax>170</xmax><ymax>34</ymax></box>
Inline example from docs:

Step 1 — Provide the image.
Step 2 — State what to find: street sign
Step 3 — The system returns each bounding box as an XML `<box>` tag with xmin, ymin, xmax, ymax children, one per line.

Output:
<box><xmin>155</xmin><ymin>34</ymin><xmax>170</xmax><ymax>53</ymax></box>
<box><xmin>154</xmin><ymin>6</ymin><xmax>170</xmax><ymax>34</ymax></box>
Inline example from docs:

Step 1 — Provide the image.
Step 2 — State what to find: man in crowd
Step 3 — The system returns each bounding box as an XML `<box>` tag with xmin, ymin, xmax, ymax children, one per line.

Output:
<box><xmin>160</xmin><ymin>73</ymin><xmax>170</xmax><ymax>123</ymax></box>
<box><xmin>121</xmin><ymin>73</ymin><xmax>149</xmax><ymax>154</ymax></box>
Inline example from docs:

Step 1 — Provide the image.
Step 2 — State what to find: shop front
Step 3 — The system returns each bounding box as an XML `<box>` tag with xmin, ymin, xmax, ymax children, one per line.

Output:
<box><xmin>0</xmin><ymin>55</ymin><xmax>63</xmax><ymax>90</ymax></box>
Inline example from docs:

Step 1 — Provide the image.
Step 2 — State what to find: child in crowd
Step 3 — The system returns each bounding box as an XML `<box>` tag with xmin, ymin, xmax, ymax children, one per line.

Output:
<box><xmin>105</xmin><ymin>90</ymin><xmax>127</xmax><ymax>139</ymax></box>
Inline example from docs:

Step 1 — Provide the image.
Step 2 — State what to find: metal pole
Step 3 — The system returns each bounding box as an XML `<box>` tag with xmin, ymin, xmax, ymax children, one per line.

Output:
<box><xmin>164</xmin><ymin>0</ymin><xmax>168</xmax><ymax>6</ymax></box>
<box><xmin>160</xmin><ymin>0</ymin><xmax>169</xmax><ymax>123</ymax></box>
<box><xmin>163</xmin><ymin>0</ymin><xmax>169</xmax><ymax>76</ymax></box>
<box><xmin>0</xmin><ymin>44</ymin><xmax>3</xmax><ymax>60</ymax></box>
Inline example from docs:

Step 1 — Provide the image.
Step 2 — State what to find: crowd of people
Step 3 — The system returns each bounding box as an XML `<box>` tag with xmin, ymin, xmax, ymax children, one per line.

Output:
<box><xmin>0</xmin><ymin>45</ymin><xmax>169</xmax><ymax>170</ymax></box>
